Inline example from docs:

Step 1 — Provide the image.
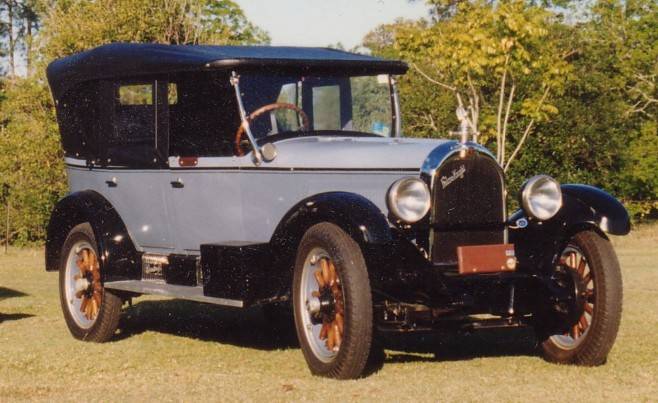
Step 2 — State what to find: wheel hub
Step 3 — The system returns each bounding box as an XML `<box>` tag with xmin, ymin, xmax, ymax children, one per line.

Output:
<box><xmin>308</xmin><ymin>286</ymin><xmax>336</xmax><ymax>319</ymax></box>
<box><xmin>74</xmin><ymin>275</ymin><xmax>91</xmax><ymax>295</ymax></box>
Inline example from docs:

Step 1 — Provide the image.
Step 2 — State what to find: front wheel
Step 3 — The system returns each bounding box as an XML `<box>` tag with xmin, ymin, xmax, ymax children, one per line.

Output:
<box><xmin>293</xmin><ymin>223</ymin><xmax>373</xmax><ymax>379</ymax></box>
<box><xmin>540</xmin><ymin>230</ymin><xmax>623</xmax><ymax>365</ymax></box>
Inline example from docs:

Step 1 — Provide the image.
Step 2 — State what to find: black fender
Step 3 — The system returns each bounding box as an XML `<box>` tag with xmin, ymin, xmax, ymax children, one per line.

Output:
<box><xmin>45</xmin><ymin>190</ymin><xmax>140</xmax><ymax>282</ymax></box>
<box><xmin>510</xmin><ymin>184</ymin><xmax>629</xmax><ymax>274</ymax></box>
<box><xmin>271</xmin><ymin>191</ymin><xmax>393</xmax><ymax>249</ymax></box>
<box><xmin>560</xmin><ymin>184</ymin><xmax>630</xmax><ymax>235</ymax></box>
<box><xmin>267</xmin><ymin>192</ymin><xmax>395</xmax><ymax>294</ymax></box>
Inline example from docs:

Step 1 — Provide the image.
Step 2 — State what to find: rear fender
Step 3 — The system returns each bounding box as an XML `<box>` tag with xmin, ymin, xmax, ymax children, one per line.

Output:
<box><xmin>45</xmin><ymin>190</ymin><xmax>140</xmax><ymax>282</ymax></box>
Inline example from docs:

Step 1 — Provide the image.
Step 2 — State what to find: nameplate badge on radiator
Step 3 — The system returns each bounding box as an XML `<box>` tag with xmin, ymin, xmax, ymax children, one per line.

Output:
<box><xmin>457</xmin><ymin>244</ymin><xmax>516</xmax><ymax>275</ymax></box>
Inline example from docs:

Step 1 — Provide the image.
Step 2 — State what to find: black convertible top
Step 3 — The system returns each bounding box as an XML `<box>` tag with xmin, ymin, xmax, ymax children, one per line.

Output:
<box><xmin>47</xmin><ymin>42</ymin><xmax>408</xmax><ymax>100</ymax></box>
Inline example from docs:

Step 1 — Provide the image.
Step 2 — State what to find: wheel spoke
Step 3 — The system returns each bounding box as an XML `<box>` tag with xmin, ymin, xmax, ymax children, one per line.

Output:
<box><xmin>319</xmin><ymin>321</ymin><xmax>329</xmax><ymax>340</ymax></box>
<box><xmin>327</xmin><ymin>325</ymin><xmax>335</xmax><ymax>350</ymax></box>
<box><xmin>584</xmin><ymin>303</ymin><xmax>594</xmax><ymax>315</ymax></box>
<box><xmin>93</xmin><ymin>291</ymin><xmax>102</xmax><ymax>308</ymax></box>
<box><xmin>579</xmin><ymin>315</ymin><xmax>589</xmax><ymax>331</ymax></box>
<box><xmin>583</xmin><ymin>272</ymin><xmax>592</xmax><ymax>285</ymax></box>
<box><xmin>577</xmin><ymin>256</ymin><xmax>586</xmax><ymax>276</ymax></box>
<box><xmin>90</xmin><ymin>298</ymin><xmax>99</xmax><ymax>319</ymax></box>
<box><xmin>76</xmin><ymin>258</ymin><xmax>86</xmax><ymax>274</ymax></box>
<box><xmin>332</xmin><ymin>322</ymin><xmax>341</xmax><ymax>350</ymax></box>
<box><xmin>335</xmin><ymin>312</ymin><xmax>344</xmax><ymax>335</ymax></box>
<box><xmin>320</xmin><ymin>259</ymin><xmax>331</xmax><ymax>286</ymax></box>
<box><xmin>314</xmin><ymin>270</ymin><xmax>325</xmax><ymax>288</ymax></box>
<box><xmin>329</xmin><ymin>260</ymin><xmax>339</xmax><ymax>286</ymax></box>
<box><xmin>80</xmin><ymin>296</ymin><xmax>88</xmax><ymax>313</ymax></box>
<box><xmin>568</xmin><ymin>251</ymin><xmax>577</xmax><ymax>269</ymax></box>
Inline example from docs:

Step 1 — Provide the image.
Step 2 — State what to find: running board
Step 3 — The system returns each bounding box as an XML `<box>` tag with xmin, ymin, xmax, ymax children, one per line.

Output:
<box><xmin>103</xmin><ymin>280</ymin><xmax>244</xmax><ymax>308</ymax></box>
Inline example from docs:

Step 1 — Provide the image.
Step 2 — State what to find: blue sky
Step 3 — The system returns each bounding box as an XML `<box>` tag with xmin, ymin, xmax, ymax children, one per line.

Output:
<box><xmin>237</xmin><ymin>0</ymin><xmax>429</xmax><ymax>49</ymax></box>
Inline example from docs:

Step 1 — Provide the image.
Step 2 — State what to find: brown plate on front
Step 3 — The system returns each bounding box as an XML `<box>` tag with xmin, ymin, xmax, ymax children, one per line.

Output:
<box><xmin>457</xmin><ymin>244</ymin><xmax>516</xmax><ymax>275</ymax></box>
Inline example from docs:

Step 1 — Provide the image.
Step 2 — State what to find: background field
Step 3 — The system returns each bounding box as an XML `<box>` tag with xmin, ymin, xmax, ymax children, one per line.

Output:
<box><xmin>1</xmin><ymin>225</ymin><xmax>657</xmax><ymax>402</ymax></box>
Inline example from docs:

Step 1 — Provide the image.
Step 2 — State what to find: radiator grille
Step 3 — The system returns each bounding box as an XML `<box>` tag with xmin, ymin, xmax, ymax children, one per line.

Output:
<box><xmin>430</xmin><ymin>152</ymin><xmax>505</xmax><ymax>264</ymax></box>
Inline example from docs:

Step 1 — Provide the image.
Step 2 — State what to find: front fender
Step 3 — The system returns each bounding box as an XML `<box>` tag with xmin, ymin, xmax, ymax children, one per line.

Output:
<box><xmin>510</xmin><ymin>184</ymin><xmax>629</xmax><ymax>273</ymax></box>
<box><xmin>45</xmin><ymin>190</ymin><xmax>140</xmax><ymax>282</ymax></box>
<box><xmin>560</xmin><ymin>184</ymin><xmax>630</xmax><ymax>235</ymax></box>
<box><xmin>271</xmin><ymin>191</ymin><xmax>393</xmax><ymax>249</ymax></box>
<box><xmin>267</xmin><ymin>192</ymin><xmax>393</xmax><ymax>289</ymax></box>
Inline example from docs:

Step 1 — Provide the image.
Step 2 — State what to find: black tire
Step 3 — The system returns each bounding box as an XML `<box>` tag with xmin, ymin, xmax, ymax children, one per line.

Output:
<box><xmin>59</xmin><ymin>223</ymin><xmax>122</xmax><ymax>342</ymax></box>
<box><xmin>540</xmin><ymin>230</ymin><xmax>622</xmax><ymax>365</ymax></box>
<box><xmin>293</xmin><ymin>222</ymin><xmax>373</xmax><ymax>379</ymax></box>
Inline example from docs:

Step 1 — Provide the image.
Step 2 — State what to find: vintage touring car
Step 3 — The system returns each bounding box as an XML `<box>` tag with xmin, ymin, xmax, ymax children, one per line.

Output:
<box><xmin>45</xmin><ymin>43</ymin><xmax>630</xmax><ymax>379</ymax></box>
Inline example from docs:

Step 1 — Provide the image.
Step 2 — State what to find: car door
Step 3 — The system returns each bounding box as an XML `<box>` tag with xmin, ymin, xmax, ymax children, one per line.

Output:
<box><xmin>94</xmin><ymin>79</ymin><xmax>175</xmax><ymax>252</ymax></box>
<box><xmin>164</xmin><ymin>73</ymin><xmax>246</xmax><ymax>253</ymax></box>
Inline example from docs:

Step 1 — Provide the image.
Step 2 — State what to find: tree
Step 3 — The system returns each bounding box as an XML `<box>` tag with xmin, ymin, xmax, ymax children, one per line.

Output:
<box><xmin>0</xmin><ymin>0</ymin><xmax>40</xmax><ymax>76</ymax></box>
<box><xmin>393</xmin><ymin>0</ymin><xmax>572</xmax><ymax>171</ymax></box>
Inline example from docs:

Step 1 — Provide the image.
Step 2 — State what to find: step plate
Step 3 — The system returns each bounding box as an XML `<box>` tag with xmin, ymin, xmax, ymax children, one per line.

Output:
<box><xmin>104</xmin><ymin>280</ymin><xmax>244</xmax><ymax>308</ymax></box>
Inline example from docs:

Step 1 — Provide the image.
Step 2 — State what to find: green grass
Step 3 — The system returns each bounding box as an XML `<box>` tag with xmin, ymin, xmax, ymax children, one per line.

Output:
<box><xmin>1</xmin><ymin>226</ymin><xmax>657</xmax><ymax>402</ymax></box>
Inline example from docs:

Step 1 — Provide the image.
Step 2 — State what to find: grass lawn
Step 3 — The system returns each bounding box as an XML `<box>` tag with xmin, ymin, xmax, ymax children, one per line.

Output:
<box><xmin>1</xmin><ymin>225</ymin><xmax>657</xmax><ymax>401</ymax></box>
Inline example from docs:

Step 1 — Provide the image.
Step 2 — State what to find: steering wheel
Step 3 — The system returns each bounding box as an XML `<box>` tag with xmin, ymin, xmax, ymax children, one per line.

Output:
<box><xmin>234</xmin><ymin>102</ymin><xmax>310</xmax><ymax>156</ymax></box>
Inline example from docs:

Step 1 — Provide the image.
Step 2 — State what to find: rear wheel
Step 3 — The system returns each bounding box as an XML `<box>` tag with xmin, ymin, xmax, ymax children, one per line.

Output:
<box><xmin>293</xmin><ymin>223</ymin><xmax>373</xmax><ymax>379</ymax></box>
<box><xmin>59</xmin><ymin>223</ymin><xmax>122</xmax><ymax>342</ymax></box>
<box><xmin>540</xmin><ymin>230</ymin><xmax>622</xmax><ymax>365</ymax></box>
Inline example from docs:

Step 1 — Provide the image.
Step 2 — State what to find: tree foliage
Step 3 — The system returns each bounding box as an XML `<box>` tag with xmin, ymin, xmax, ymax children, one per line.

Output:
<box><xmin>389</xmin><ymin>1</ymin><xmax>572</xmax><ymax>170</ymax></box>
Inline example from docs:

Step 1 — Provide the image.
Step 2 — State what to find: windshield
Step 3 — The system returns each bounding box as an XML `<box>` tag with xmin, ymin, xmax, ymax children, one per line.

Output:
<box><xmin>238</xmin><ymin>73</ymin><xmax>395</xmax><ymax>140</ymax></box>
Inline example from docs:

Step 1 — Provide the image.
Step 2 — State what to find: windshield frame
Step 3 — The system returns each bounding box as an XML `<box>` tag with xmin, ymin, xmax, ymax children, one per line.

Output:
<box><xmin>230</xmin><ymin>69</ymin><xmax>403</xmax><ymax>160</ymax></box>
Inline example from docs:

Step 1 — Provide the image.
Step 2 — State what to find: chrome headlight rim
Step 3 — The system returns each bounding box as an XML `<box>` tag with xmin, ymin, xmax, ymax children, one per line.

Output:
<box><xmin>520</xmin><ymin>175</ymin><xmax>563</xmax><ymax>221</ymax></box>
<box><xmin>387</xmin><ymin>177</ymin><xmax>431</xmax><ymax>224</ymax></box>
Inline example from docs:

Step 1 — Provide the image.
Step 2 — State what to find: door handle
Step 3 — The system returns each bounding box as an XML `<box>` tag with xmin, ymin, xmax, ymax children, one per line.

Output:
<box><xmin>170</xmin><ymin>178</ymin><xmax>184</xmax><ymax>188</ymax></box>
<box><xmin>105</xmin><ymin>177</ymin><xmax>118</xmax><ymax>187</ymax></box>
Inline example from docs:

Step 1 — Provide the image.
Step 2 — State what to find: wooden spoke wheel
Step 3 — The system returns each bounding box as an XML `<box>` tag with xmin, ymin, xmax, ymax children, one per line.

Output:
<box><xmin>540</xmin><ymin>230</ymin><xmax>622</xmax><ymax>366</ymax></box>
<box><xmin>59</xmin><ymin>223</ymin><xmax>122</xmax><ymax>342</ymax></box>
<box><xmin>64</xmin><ymin>241</ymin><xmax>102</xmax><ymax>328</ymax></box>
<box><xmin>549</xmin><ymin>245</ymin><xmax>595</xmax><ymax>349</ymax></box>
<box><xmin>293</xmin><ymin>223</ymin><xmax>373</xmax><ymax>379</ymax></box>
<box><xmin>303</xmin><ymin>251</ymin><xmax>345</xmax><ymax>358</ymax></box>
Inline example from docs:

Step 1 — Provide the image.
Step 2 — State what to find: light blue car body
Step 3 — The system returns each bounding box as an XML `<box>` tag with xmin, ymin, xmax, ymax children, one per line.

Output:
<box><xmin>65</xmin><ymin>136</ymin><xmax>448</xmax><ymax>255</ymax></box>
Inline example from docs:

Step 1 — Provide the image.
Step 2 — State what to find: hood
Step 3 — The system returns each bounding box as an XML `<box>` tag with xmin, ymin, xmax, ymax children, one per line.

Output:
<box><xmin>263</xmin><ymin>136</ymin><xmax>450</xmax><ymax>170</ymax></box>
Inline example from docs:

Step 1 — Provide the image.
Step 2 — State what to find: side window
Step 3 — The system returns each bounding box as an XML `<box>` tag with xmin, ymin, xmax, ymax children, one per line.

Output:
<box><xmin>168</xmin><ymin>73</ymin><xmax>239</xmax><ymax>157</ymax></box>
<box><xmin>113</xmin><ymin>83</ymin><xmax>155</xmax><ymax>143</ymax></box>
<box><xmin>102</xmin><ymin>79</ymin><xmax>170</xmax><ymax>167</ymax></box>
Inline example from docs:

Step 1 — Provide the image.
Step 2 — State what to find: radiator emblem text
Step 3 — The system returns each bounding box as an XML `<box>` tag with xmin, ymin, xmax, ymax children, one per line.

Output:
<box><xmin>440</xmin><ymin>165</ymin><xmax>466</xmax><ymax>189</ymax></box>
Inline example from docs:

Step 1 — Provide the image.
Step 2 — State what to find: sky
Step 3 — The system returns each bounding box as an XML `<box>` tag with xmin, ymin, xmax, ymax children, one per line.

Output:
<box><xmin>237</xmin><ymin>0</ymin><xmax>429</xmax><ymax>49</ymax></box>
